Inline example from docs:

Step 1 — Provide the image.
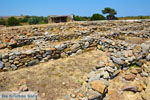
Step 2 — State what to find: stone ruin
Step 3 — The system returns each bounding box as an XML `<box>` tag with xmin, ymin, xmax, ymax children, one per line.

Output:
<box><xmin>0</xmin><ymin>20</ymin><xmax>150</xmax><ymax>100</ymax></box>
<box><xmin>48</xmin><ymin>15</ymin><xmax>73</xmax><ymax>23</ymax></box>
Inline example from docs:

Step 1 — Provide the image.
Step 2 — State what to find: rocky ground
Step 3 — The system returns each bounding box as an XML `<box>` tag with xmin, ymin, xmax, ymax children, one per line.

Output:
<box><xmin>0</xmin><ymin>20</ymin><xmax>150</xmax><ymax>100</ymax></box>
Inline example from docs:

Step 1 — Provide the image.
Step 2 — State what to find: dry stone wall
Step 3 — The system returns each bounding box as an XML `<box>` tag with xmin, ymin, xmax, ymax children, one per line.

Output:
<box><xmin>0</xmin><ymin>35</ymin><xmax>149</xmax><ymax>71</ymax></box>
<box><xmin>0</xmin><ymin>20</ymin><xmax>150</xmax><ymax>72</ymax></box>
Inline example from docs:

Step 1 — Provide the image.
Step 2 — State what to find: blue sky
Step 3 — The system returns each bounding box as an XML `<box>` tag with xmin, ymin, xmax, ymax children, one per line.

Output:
<box><xmin>0</xmin><ymin>0</ymin><xmax>150</xmax><ymax>17</ymax></box>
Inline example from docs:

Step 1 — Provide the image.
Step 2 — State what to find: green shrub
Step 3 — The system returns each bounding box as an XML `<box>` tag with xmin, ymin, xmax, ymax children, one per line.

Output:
<box><xmin>28</xmin><ymin>17</ymin><xmax>39</xmax><ymax>25</ymax></box>
<box><xmin>19</xmin><ymin>16</ymin><xmax>30</xmax><ymax>23</ymax></box>
<box><xmin>7</xmin><ymin>17</ymin><xmax>20</xmax><ymax>26</ymax></box>
<box><xmin>91</xmin><ymin>13</ymin><xmax>105</xmax><ymax>20</ymax></box>
<box><xmin>118</xmin><ymin>16</ymin><xmax>150</xmax><ymax>20</ymax></box>
<box><xmin>0</xmin><ymin>18</ymin><xmax>6</xmax><ymax>25</ymax></box>
<box><xmin>73</xmin><ymin>15</ymin><xmax>90</xmax><ymax>21</ymax></box>
<box><xmin>28</xmin><ymin>16</ymin><xmax>48</xmax><ymax>25</ymax></box>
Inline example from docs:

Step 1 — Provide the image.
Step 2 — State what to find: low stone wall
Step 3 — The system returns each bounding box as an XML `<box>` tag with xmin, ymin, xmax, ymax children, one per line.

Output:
<box><xmin>0</xmin><ymin>30</ymin><xmax>93</xmax><ymax>49</ymax></box>
<box><xmin>0</xmin><ymin>35</ymin><xmax>149</xmax><ymax>72</ymax></box>
<box><xmin>0</xmin><ymin>36</ymin><xmax>97</xmax><ymax>71</ymax></box>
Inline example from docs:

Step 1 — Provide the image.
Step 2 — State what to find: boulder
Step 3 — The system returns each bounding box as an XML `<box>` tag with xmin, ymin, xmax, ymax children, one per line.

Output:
<box><xmin>87</xmin><ymin>89</ymin><xmax>102</xmax><ymax>100</ymax></box>
<box><xmin>0</xmin><ymin>61</ymin><xmax>4</xmax><ymax>69</ymax></box>
<box><xmin>141</xmin><ymin>43</ymin><xmax>150</xmax><ymax>53</ymax></box>
<box><xmin>140</xmin><ymin>72</ymin><xmax>149</xmax><ymax>77</ymax></box>
<box><xmin>122</xmin><ymin>86</ymin><xmax>138</xmax><ymax>92</ymax></box>
<box><xmin>106</xmin><ymin>66</ymin><xmax>116</xmax><ymax>73</ymax></box>
<box><xmin>130</xmin><ymin>68</ymin><xmax>142</xmax><ymax>74</ymax></box>
<box><xmin>14</xmin><ymin>51</ymin><xmax>21</xmax><ymax>56</ymax></box>
<box><xmin>14</xmin><ymin>61</ymin><xmax>20</xmax><ymax>65</ymax></box>
<box><xmin>2</xmin><ymin>53</ymin><xmax>9</xmax><ymax>59</ymax></box>
<box><xmin>146</xmin><ymin>54</ymin><xmax>150</xmax><ymax>61</ymax></box>
<box><xmin>45</xmin><ymin>50</ymin><xmax>52</xmax><ymax>55</ymax></box>
<box><xmin>142</xmin><ymin>77</ymin><xmax>150</xmax><ymax>100</ymax></box>
<box><xmin>88</xmin><ymin>71</ymin><xmax>100</xmax><ymax>82</ymax></box>
<box><xmin>55</xmin><ymin>44</ymin><xmax>67</xmax><ymax>51</ymax></box>
<box><xmin>25</xmin><ymin>50</ymin><xmax>35</xmax><ymax>55</ymax></box>
<box><xmin>2</xmin><ymin>59</ymin><xmax>9</xmax><ymax>62</ymax></box>
<box><xmin>76</xmin><ymin>49</ymin><xmax>83</xmax><ymax>55</ymax></box>
<box><xmin>99</xmin><ymin>71</ymin><xmax>110</xmax><ymax>79</ymax></box>
<box><xmin>123</xmin><ymin>73</ymin><xmax>136</xmax><ymax>81</ymax></box>
<box><xmin>27</xmin><ymin>59</ymin><xmax>39</xmax><ymax>66</ymax></box>
<box><xmin>11</xmin><ymin>64</ymin><xmax>18</xmax><ymax>70</ymax></box>
<box><xmin>111</xmin><ymin>56</ymin><xmax>124</xmax><ymax>65</ymax></box>
<box><xmin>105</xmin><ymin>90</ymin><xmax>121</xmax><ymax>100</ymax></box>
<box><xmin>83</xmin><ymin>42</ymin><xmax>90</xmax><ymax>48</ymax></box>
<box><xmin>96</xmin><ymin>61</ymin><xmax>105</xmax><ymax>69</ymax></box>
<box><xmin>4</xmin><ymin>62</ymin><xmax>11</xmax><ymax>68</ymax></box>
<box><xmin>70</xmin><ymin>43</ymin><xmax>81</xmax><ymax>53</ymax></box>
<box><xmin>90</xmin><ymin>80</ymin><xmax>107</xmax><ymax>94</ymax></box>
